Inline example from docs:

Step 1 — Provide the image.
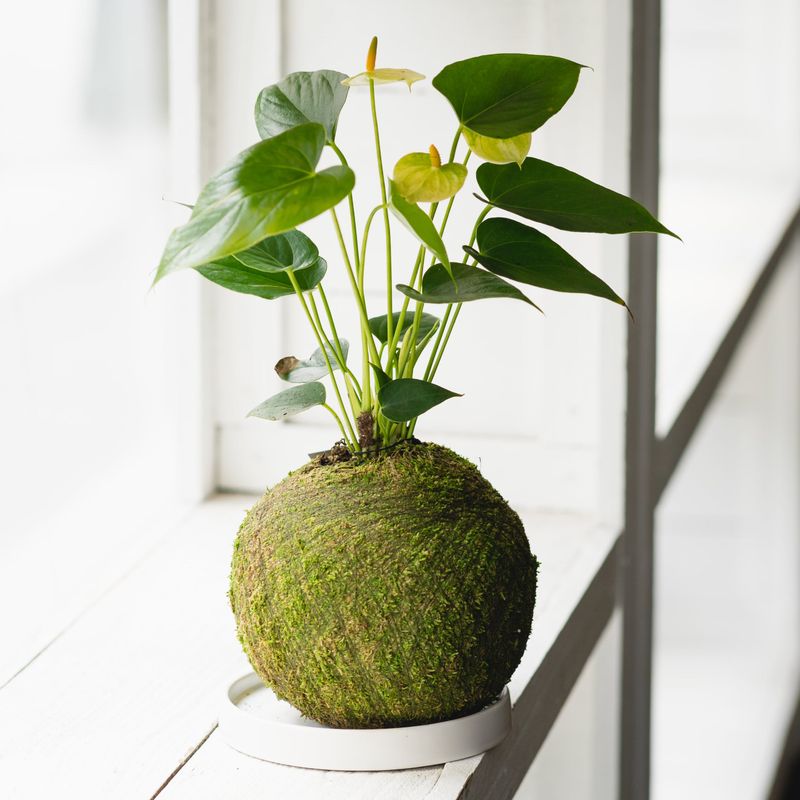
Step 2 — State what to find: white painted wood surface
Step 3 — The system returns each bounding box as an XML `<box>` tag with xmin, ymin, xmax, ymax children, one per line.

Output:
<box><xmin>0</xmin><ymin>495</ymin><xmax>618</xmax><ymax>800</ymax></box>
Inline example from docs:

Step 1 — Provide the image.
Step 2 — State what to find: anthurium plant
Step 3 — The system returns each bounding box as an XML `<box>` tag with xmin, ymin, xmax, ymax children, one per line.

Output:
<box><xmin>156</xmin><ymin>38</ymin><xmax>676</xmax><ymax>732</ymax></box>
<box><xmin>155</xmin><ymin>38</ymin><xmax>674</xmax><ymax>455</ymax></box>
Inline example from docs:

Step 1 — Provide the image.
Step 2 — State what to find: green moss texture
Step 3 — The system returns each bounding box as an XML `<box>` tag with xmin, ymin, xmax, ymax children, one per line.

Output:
<box><xmin>229</xmin><ymin>442</ymin><xmax>538</xmax><ymax>728</ymax></box>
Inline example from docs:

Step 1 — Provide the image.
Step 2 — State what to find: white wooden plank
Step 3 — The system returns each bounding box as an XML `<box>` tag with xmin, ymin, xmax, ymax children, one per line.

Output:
<box><xmin>0</xmin><ymin>496</ymin><xmax>253</xmax><ymax>800</ymax></box>
<box><xmin>155</xmin><ymin>730</ymin><xmax>443</xmax><ymax>800</ymax></box>
<box><xmin>0</xmin><ymin>456</ymin><xmax>190</xmax><ymax>688</ymax></box>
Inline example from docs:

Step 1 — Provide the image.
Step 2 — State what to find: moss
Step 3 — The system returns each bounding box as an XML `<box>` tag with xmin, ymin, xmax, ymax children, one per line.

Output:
<box><xmin>229</xmin><ymin>441</ymin><xmax>538</xmax><ymax>728</ymax></box>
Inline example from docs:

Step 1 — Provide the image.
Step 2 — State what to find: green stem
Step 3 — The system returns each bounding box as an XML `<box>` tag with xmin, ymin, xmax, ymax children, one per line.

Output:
<box><xmin>330</xmin><ymin>209</ymin><xmax>382</xmax><ymax>368</ymax></box>
<box><xmin>385</xmin><ymin>246</ymin><xmax>426</xmax><ymax>373</ymax></box>
<box><xmin>287</xmin><ymin>269</ymin><xmax>358</xmax><ymax>448</ymax></box>
<box><xmin>423</xmin><ymin>305</ymin><xmax>452</xmax><ymax>381</ymax></box>
<box><xmin>316</xmin><ymin>285</ymin><xmax>362</xmax><ymax>395</ymax></box>
<box><xmin>403</xmin><ymin>142</ymin><xmax>471</xmax><ymax>378</ymax></box>
<box><xmin>329</xmin><ymin>141</ymin><xmax>362</xmax><ymax>277</ymax></box>
<box><xmin>467</xmin><ymin>204</ymin><xmax>491</xmax><ymax>250</ymax></box>
<box><xmin>308</xmin><ymin>292</ymin><xmax>361</xmax><ymax>417</ymax></box>
<box><xmin>322</xmin><ymin>403</ymin><xmax>351</xmax><ymax>444</ymax></box>
<box><xmin>448</xmin><ymin>126</ymin><xmax>462</xmax><ymax>162</ymax></box>
<box><xmin>359</xmin><ymin>203</ymin><xmax>385</xmax><ymax>284</ymax></box>
<box><xmin>419</xmin><ymin>205</ymin><xmax>490</xmax><ymax>387</ymax></box>
<box><xmin>328</xmin><ymin>143</ymin><xmax>373</xmax><ymax>412</ymax></box>
<box><xmin>428</xmin><ymin>304</ymin><xmax>461</xmax><ymax>381</ymax></box>
<box><xmin>369</xmin><ymin>79</ymin><xmax>394</xmax><ymax>349</ymax></box>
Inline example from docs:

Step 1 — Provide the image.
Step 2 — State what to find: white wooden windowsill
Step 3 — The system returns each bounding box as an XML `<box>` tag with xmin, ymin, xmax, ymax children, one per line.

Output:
<box><xmin>0</xmin><ymin>495</ymin><xmax>619</xmax><ymax>800</ymax></box>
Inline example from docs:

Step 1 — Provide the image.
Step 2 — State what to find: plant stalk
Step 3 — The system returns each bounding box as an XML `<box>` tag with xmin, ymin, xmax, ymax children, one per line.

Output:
<box><xmin>287</xmin><ymin>269</ymin><xmax>358</xmax><ymax>448</ymax></box>
<box><xmin>368</xmin><ymin>78</ymin><xmax>395</xmax><ymax>357</ymax></box>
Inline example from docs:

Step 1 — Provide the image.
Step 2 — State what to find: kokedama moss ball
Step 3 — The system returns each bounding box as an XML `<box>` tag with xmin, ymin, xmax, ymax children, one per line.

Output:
<box><xmin>229</xmin><ymin>442</ymin><xmax>538</xmax><ymax>728</ymax></box>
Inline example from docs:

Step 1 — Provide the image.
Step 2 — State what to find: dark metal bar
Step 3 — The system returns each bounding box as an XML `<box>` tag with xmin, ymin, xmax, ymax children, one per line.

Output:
<box><xmin>620</xmin><ymin>0</ymin><xmax>662</xmax><ymax>796</ymax></box>
<box><xmin>767</xmin><ymin>687</ymin><xmax>800</xmax><ymax>800</ymax></box>
<box><xmin>654</xmin><ymin>206</ymin><xmax>800</xmax><ymax>502</ymax></box>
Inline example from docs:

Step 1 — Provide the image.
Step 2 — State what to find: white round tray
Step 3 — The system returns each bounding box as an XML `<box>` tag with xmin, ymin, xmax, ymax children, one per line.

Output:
<box><xmin>219</xmin><ymin>672</ymin><xmax>511</xmax><ymax>771</ymax></box>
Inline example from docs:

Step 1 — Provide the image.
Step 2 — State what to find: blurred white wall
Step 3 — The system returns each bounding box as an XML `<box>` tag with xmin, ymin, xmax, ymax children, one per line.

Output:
<box><xmin>0</xmin><ymin>0</ymin><xmax>186</xmax><ymax>534</ymax></box>
<box><xmin>657</xmin><ymin>0</ymin><xmax>800</xmax><ymax>432</ymax></box>
<box><xmin>653</xmin><ymin>242</ymin><xmax>800</xmax><ymax>798</ymax></box>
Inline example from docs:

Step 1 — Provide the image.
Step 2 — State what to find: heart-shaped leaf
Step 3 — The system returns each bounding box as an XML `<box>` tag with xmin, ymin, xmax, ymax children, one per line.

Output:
<box><xmin>197</xmin><ymin>257</ymin><xmax>326</xmax><ymax>300</ymax></box>
<box><xmin>463</xmin><ymin>129</ymin><xmax>531</xmax><ymax>166</ymax></box>
<box><xmin>248</xmin><ymin>382</ymin><xmax>326</xmax><ymax>421</ymax></box>
<box><xmin>255</xmin><ymin>70</ymin><xmax>349</xmax><ymax>143</ymax></box>
<box><xmin>275</xmin><ymin>340</ymin><xmax>349</xmax><ymax>383</ymax></box>
<box><xmin>342</xmin><ymin>68</ymin><xmax>424</xmax><ymax>88</ymax></box>
<box><xmin>466</xmin><ymin>217</ymin><xmax>627</xmax><ymax>308</ymax></box>
<box><xmin>368</xmin><ymin>311</ymin><xmax>439</xmax><ymax>345</ymax></box>
<box><xmin>233</xmin><ymin>230</ymin><xmax>321</xmax><ymax>273</ymax></box>
<box><xmin>397</xmin><ymin>263</ymin><xmax>539</xmax><ymax>309</ymax></box>
<box><xmin>432</xmin><ymin>54</ymin><xmax>583</xmax><ymax>138</ymax></box>
<box><xmin>477</xmin><ymin>158</ymin><xmax>677</xmax><ymax>236</ymax></box>
<box><xmin>154</xmin><ymin>123</ymin><xmax>355</xmax><ymax>282</ymax></box>
<box><xmin>388</xmin><ymin>180</ymin><xmax>450</xmax><ymax>273</ymax></box>
<box><xmin>370</xmin><ymin>363</ymin><xmax>391</xmax><ymax>390</ymax></box>
<box><xmin>392</xmin><ymin>153</ymin><xmax>467</xmax><ymax>203</ymax></box>
<box><xmin>378</xmin><ymin>378</ymin><xmax>461</xmax><ymax>422</ymax></box>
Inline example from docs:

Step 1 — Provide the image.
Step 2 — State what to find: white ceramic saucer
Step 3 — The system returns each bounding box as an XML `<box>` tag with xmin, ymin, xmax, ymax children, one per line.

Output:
<box><xmin>219</xmin><ymin>672</ymin><xmax>511</xmax><ymax>771</ymax></box>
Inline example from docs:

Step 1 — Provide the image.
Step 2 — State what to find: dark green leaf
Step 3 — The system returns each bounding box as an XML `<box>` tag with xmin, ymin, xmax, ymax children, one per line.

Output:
<box><xmin>255</xmin><ymin>70</ymin><xmax>349</xmax><ymax>142</ymax></box>
<box><xmin>432</xmin><ymin>54</ymin><xmax>583</xmax><ymax>138</ymax></box>
<box><xmin>388</xmin><ymin>180</ymin><xmax>451</xmax><ymax>273</ymax></box>
<box><xmin>477</xmin><ymin>158</ymin><xmax>677</xmax><ymax>236</ymax></box>
<box><xmin>397</xmin><ymin>263</ymin><xmax>540</xmax><ymax>309</ymax></box>
<box><xmin>233</xmin><ymin>230</ymin><xmax>321</xmax><ymax>273</ymax></box>
<box><xmin>466</xmin><ymin>217</ymin><xmax>626</xmax><ymax>307</ymax></box>
<box><xmin>275</xmin><ymin>340</ymin><xmax>349</xmax><ymax>383</ymax></box>
<box><xmin>248</xmin><ymin>382</ymin><xmax>326</xmax><ymax>421</ymax></box>
<box><xmin>197</xmin><ymin>257</ymin><xmax>326</xmax><ymax>300</ymax></box>
<box><xmin>155</xmin><ymin>124</ymin><xmax>354</xmax><ymax>282</ymax></box>
<box><xmin>378</xmin><ymin>378</ymin><xmax>461</xmax><ymax>422</ymax></box>
<box><xmin>368</xmin><ymin>311</ymin><xmax>440</xmax><ymax>345</ymax></box>
<box><xmin>370</xmin><ymin>363</ymin><xmax>391</xmax><ymax>390</ymax></box>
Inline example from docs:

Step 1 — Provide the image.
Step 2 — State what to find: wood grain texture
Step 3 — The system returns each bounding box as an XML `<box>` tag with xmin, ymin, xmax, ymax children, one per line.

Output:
<box><xmin>0</xmin><ymin>496</ymin><xmax>253</xmax><ymax>800</ymax></box>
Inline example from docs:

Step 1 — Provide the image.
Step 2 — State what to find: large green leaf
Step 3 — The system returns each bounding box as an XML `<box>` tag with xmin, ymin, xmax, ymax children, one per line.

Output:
<box><xmin>155</xmin><ymin>124</ymin><xmax>354</xmax><ymax>282</ymax></box>
<box><xmin>477</xmin><ymin>158</ymin><xmax>676</xmax><ymax>235</ymax></box>
<box><xmin>248</xmin><ymin>382</ymin><xmax>326</xmax><ymax>421</ymax></box>
<box><xmin>388</xmin><ymin>180</ymin><xmax>451</xmax><ymax>273</ymax></box>
<box><xmin>432</xmin><ymin>54</ymin><xmax>583</xmax><ymax>138</ymax></box>
<box><xmin>368</xmin><ymin>311</ymin><xmax>439</xmax><ymax>345</ymax></box>
<box><xmin>255</xmin><ymin>70</ymin><xmax>349</xmax><ymax>142</ymax></box>
<box><xmin>233</xmin><ymin>230</ymin><xmax>321</xmax><ymax>273</ymax></box>
<box><xmin>397</xmin><ymin>262</ymin><xmax>539</xmax><ymax>309</ymax></box>
<box><xmin>197</xmin><ymin>257</ymin><xmax>326</xmax><ymax>300</ymax></box>
<box><xmin>275</xmin><ymin>340</ymin><xmax>349</xmax><ymax>383</ymax></box>
<box><xmin>466</xmin><ymin>217</ymin><xmax>626</xmax><ymax>307</ymax></box>
<box><xmin>378</xmin><ymin>378</ymin><xmax>461</xmax><ymax>422</ymax></box>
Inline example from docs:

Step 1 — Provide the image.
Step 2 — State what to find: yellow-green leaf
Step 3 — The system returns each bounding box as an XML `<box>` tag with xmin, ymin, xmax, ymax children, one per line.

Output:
<box><xmin>392</xmin><ymin>152</ymin><xmax>467</xmax><ymax>203</ymax></box>
<box><xmin>342</xmin><ymin>68</ymin><xmax>424</xmax><ymax>89</ymax></box>
<box><xmin>464</xmin><ymin>129</ymin><xmax>531</xmax><ymax>166</ymax></box>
